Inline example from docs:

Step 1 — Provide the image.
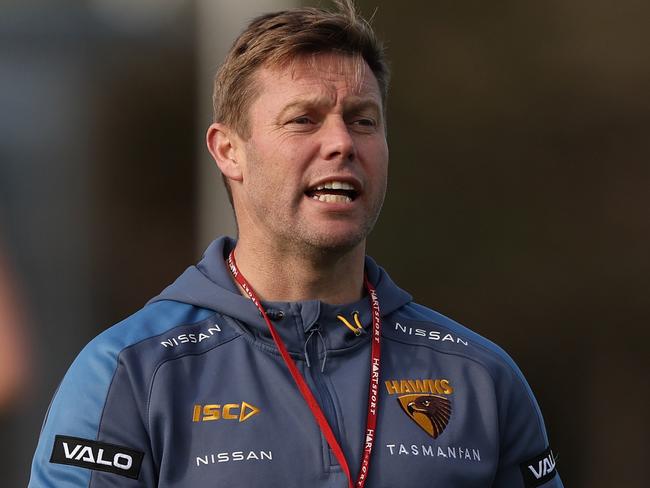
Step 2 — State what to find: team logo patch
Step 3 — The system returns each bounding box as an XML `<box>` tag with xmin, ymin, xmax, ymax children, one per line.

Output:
<box><xmin>397</xmin><ymin>394</ymin><xmax>452</xmax><ymax>439</ymax></box>
<box><xmin>386</xmin><ymin>379</ymin><xmax>454</xmax><ymax>439</ymax></box>
<box><xmin>50</xmin><ymin>435</ymin><xmax>144</xmax><ymax>479</ymax></box>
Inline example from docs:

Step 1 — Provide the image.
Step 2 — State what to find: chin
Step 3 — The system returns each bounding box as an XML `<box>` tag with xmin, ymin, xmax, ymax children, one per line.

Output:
<box><xmin>279</xmin><ymin>212</ymin><xmax>381</xmax><ymax>256</ymax></box>
<box><xmin>298</xmin><ymin>226</ymin><xmax>371</xmax><ymax>256</ymax></box>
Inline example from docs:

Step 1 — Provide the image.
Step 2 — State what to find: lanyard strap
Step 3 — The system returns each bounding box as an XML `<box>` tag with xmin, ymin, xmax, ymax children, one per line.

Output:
<box><xmin>227</xmin><ymin>251</ymin><xmax>381</xmax><ymax>488</ymax></box>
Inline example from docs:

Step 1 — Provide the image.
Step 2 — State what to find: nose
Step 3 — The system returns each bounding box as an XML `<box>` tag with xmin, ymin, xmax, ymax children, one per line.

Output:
<box><xmin>319</xmin><ymin>116</ymin><xmax>355</xmax><ymax>162</ymax></box>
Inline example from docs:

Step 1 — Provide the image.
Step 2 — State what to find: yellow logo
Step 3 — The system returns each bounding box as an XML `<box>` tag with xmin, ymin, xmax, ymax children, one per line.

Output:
<box><xmin>385</xmin><ymin>379</ymin><xmax>453</xmax><ymax>395</ymax></box>
<box><xmin>397</xmin><ymin>394</ymin><xmax>451</xmax><ymax>439</ymax></box>
<box><xmin>385</xmin><ymin>379</ymin><xmax>453</xmax><ymax>439</ymax></box>
<box><xmin>192</xmin><ymin>402</ymin><xmax>260</xmax><ymax>423</ymax></box>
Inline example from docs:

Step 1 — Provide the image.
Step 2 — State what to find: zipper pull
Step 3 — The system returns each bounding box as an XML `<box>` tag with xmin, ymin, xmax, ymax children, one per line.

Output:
<box><xmin>304</xmin><ymin>328</ymin><xmax>316</xmax><ymax>368</ymax></box>
<box><xmin>316</xmin><ymin>329</ymin><xmax>327</xmax><ymax>373</ymax></box>
<box><xmin>303</xmin><ymin>325</ymin><xmax>327</xmax><ymax>372</ymax></box>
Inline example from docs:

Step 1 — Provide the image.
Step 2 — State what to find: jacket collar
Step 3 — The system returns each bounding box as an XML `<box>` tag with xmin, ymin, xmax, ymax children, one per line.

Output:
<box><xmin>149</xmin><ymin>237</ymin><xmax>412</xmax><ymax>355</ymax></box>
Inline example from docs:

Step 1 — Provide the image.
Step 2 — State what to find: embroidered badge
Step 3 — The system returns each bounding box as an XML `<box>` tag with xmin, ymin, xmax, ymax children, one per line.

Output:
<box><xmin>50</xmin><ymin>435</ymin><xmax>144</xmax><ymax>479</ymax></box>
<box><xmin>385</xmin><ymin>379</ymin><xmax>454</xmax><ymax>439</ymax></box>
<box><xmin>397</xmin><ymin>394</ymin><xmax>452</xmax><ymax>438</ymax></box>
<box><xmin>520</xmin><ymin>446</ymin><xmax>558</xmax><ymax>487</ymax></box>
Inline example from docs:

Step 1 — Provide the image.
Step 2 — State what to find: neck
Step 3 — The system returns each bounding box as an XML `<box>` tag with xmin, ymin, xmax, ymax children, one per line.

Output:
<box><xmin>231</xmin><ymin>238</ymin><xmax>366</xmax><ymax>305</ymax></box>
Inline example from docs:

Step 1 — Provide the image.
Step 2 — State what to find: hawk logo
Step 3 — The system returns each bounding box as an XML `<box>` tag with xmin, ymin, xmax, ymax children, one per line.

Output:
<box><xmin>397</xmin><ymin>394</ymin><xmax>452</xmax><ymax>439</ymax></box>
<box><xmin>385</xmin><ymin>379</ymin><xmax>453</xmax><ymax>439</ymax></box>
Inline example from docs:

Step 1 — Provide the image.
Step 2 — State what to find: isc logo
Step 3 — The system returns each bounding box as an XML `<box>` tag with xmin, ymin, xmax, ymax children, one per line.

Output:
<box><xmin>192</xmin><ymin>401</ymin><xmax>260</xmax><ymax>423</ymax></box>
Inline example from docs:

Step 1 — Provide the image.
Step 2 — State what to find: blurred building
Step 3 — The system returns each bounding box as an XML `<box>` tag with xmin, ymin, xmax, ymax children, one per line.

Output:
<box><xmin>1</xmin><ymin>2</ymin><xmax>196</xmax><ymax>485</ymax></box>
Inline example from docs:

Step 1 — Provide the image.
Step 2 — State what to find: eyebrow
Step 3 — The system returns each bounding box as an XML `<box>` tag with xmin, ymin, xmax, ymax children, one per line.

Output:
<box><xmin>276</xmin><ymin>95</ymin><xmax>333</xmax><ymax>120</ymax></box>
<box><xmin>277</xmin><ymin>95</ymin><xmax>382</xmax><ymax>121</ymax></box>
<box><xmin>342</xmin><ymin>98</ymin><xmax>382</xmax><ymax>116</ymax></box>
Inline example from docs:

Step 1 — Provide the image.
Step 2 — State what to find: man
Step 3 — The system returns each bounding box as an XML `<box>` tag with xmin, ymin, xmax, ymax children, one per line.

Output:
<box><xmin>30</xmin><ymin>1</ymin><xmax>563</xmax><ymax>487</ymax></box>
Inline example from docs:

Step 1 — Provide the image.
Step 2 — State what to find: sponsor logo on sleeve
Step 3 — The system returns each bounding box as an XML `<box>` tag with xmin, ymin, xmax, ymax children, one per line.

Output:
<box><xmin>520</xmin><ymin>446</ymin><xmax>558</xmax><ymax>487</ymax></box>
<box><xmin>50</xmin><ymin>435</ymin><xmax>144</xmax><ymax>479</ymax></box>
<box><xmin>394</xmin><ymin>322</ymin><xmax>469</xmax><ymax>346</ymax></box>
<box><xmin>160</xmin><ymin>324</ymin><xmax>221</xmax><ymax>348</ymax></box>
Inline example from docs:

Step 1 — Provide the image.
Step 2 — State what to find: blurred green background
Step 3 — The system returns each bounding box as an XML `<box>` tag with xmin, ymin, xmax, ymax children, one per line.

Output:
<box><xmin>1</xmin><ymin>1</ymin><xmax>648</xmax><ymax>486</ymax></box>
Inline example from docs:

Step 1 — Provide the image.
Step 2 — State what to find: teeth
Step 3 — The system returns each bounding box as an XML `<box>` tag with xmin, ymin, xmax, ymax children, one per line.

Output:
<box><xmin>312</xmin><ymin>194</ymin><xmax>352</xmax><ymax>203</ymax></box>
<box><xmin>315</xmin><ymin>181</ymin><xmax>355</xmax><ymax>191</ymax></box>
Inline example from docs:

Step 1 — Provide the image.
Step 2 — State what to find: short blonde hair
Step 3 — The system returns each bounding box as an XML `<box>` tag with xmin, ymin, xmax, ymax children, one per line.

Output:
<box><xmin>212</xmin><ymin>0</ymin><xmax>390</xmax><ymax>139</ymax></box>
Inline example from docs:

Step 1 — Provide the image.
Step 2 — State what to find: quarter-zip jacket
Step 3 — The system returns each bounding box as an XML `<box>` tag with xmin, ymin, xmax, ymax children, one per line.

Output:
<box><xmin>30</xmin><ymin>237</ymin><xmax>563</xmax><ymax>487</ymax></box>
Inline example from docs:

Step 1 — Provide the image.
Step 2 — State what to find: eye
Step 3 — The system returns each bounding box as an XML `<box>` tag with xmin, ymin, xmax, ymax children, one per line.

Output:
<box><xmin>290</xmin><ymin>116</ymin><xmax>314</xmax><ymax>125</ymax></box>
<box><xmin>349</xmin><ymin>117</ymin><xmax>378</xmax><ymax>132</ymax></box>
<box><xmin>354</xmin><ymin>118</ymin><xmax>376</xmax><ymax>126</ymax></box>
<box><xmin>284</xmin><ymin>115</ymin><xmax>318</xmax><ymax>132</ymax></box>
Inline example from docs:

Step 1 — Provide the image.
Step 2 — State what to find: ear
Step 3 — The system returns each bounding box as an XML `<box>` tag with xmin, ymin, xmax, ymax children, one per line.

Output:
<box><xmin>206</xmin><ymin>123</ymin><xmax>244</xmax><ymax>182</ymax></box>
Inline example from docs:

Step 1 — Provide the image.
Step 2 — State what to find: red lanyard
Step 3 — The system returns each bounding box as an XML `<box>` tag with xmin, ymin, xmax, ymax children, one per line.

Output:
<box><xmin>227</xmin><ymin>251</ymin><xmax>381</xmax><ymax>488</ymax></box>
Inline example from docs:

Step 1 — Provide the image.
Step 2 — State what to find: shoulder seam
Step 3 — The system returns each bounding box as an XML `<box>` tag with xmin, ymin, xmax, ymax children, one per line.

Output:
<box><xmin>383</xmin><ymin>334</ymin><xmax>501</xmax><ymax>385</ymax></box>
<box><xmin>393</xmin><ymin>305</ymin><xmax>548</xmax><ymax>444</ymax></box>
<box><xmin>145</xmin><ymin>333</ymin><xmax>244</xmax><ymax>434</ymax></box>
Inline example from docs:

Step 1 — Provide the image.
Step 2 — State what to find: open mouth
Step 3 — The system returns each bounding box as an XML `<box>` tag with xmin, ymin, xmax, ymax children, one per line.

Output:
<box><xmin>305</xmin><ymin>181</ymin><xmax>359</xmax><ymax>203</ymax></box>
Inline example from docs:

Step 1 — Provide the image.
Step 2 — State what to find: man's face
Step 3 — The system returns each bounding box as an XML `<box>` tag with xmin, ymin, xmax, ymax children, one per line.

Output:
<box><xmin>232</xmin><ymin>53</ymin><xmax>389</xmax><ymax>255</ymax></box>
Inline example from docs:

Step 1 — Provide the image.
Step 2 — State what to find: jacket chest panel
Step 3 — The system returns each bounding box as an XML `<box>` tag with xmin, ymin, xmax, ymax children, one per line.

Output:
<box><xmin>371</xmin><ymin>343</ymin><xmax>500</xmax><ymax>486</ymax></box>
<box><xmin>147</xmin><ymin>334</ymin><xmax>500</xmax><ymax>487</ymax></box>
<box><xmin>149</xmin><ymin>341</ymin><xmax>337</xmax><ymax>486</ymax></box>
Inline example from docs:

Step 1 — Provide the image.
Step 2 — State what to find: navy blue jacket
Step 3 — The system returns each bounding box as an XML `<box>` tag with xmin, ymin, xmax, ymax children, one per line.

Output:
<box><xmin>30</xmin><ymin>237</ymin><xmax>562</xmax><ymax>487</ymax></box>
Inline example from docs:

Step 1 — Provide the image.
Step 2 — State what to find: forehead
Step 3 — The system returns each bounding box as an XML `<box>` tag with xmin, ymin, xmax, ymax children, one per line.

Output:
<box><xmin>252</xmin><ymin>53</ymin><xmax>382</xmax><ymax>109</ymax></box>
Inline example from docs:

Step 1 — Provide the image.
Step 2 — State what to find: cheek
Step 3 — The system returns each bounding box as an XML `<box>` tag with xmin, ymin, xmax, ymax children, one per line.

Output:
<box><xmin>245</xmin><ymin>148</ymin><xmax>299</xmax><ymax>201</ymax></box>
<box><xmin>362</xmin><ymin>139</ymin><xmax>389</xmax><ymax>178</ymax></box>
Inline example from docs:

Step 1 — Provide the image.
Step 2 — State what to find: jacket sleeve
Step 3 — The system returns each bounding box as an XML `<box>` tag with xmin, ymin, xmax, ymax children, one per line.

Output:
<box><xmin>491</xmin><ymin>360</ymin><xmax>563</xmax><ymax>488</ymax></box>
<box><xmin>29</xmin><ymin>332</ymin><xmax>157</xmax><ymax>487</ymax></box>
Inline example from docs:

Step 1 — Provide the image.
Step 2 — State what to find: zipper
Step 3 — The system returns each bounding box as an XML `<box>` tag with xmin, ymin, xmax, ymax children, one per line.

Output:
<box><xmin>305</xmin><ymin>323</ymin><xmax>342</xmax><ymax>467</ymax></box>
